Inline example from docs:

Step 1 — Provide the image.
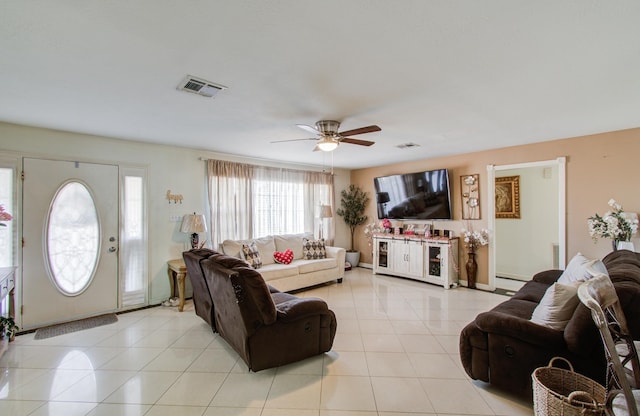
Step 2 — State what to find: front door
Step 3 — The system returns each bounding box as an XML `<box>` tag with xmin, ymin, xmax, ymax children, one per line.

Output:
<box><xmin>22</xmin><ymin>158</ymin><xmax>119</xmax><ymax>329</ymax></box>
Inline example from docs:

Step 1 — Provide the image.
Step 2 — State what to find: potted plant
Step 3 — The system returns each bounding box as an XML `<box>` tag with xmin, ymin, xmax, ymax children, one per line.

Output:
<box><xmin>336</xmin><ymin>184</ymin><xmax>369</xmax><ymax>267</ymax></box>
<box><xmin>0</xmin><ymin>316</ymin><xmax>19</xmax><ymax>342</ymax></box>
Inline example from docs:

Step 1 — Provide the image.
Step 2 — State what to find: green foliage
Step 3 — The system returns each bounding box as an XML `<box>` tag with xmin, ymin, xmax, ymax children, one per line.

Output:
<box><xmin>336</xmin><ymin>184</ymin><xmax>369</xmax><ymax>251</ymax></box>
<box><xmin>0</xmin><ymin>316</ymin><xmax>18</xmax><ymax>339</ymax></box>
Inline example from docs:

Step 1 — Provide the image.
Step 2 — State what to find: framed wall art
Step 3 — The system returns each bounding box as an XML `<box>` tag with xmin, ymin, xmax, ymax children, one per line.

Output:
<box><xmin>495</xmin><ymin>175</ymin><xmax>520</xmax><ymax>219</ymax></box>
<box><xmin>460</xmin><ymin>174</ymin><xmax>480</xmax><ymax>219</ymax></box>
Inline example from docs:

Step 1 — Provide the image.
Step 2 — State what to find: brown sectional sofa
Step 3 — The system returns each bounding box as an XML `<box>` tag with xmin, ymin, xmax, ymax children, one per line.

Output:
<box><xmin>183</xmin><ymin>248</ymin><xmax>337</xmax><ymax>371</ymax></box>
<box><xmin>459</xmin><ymin>250</ymin><xmax>640</xmax><ymax>398</ymax></box>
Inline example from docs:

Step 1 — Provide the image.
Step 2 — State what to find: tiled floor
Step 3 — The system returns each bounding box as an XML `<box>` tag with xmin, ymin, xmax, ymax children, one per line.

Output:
<box><xmin>0</xmin><ymin>267</ymin><xmax>533</xmax><ymax>416</ymax></box>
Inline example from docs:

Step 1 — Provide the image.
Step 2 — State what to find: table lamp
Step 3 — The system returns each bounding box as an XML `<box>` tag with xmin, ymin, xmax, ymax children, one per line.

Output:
<box><xmin>318</xmin><ymin>204</ymin><xmax>333</xmax><ymax>240</ymax></box>
<box><xmin>181</xmin><ymin>212</ymin><xmax>207</xmax><ymax>249</ymax></box>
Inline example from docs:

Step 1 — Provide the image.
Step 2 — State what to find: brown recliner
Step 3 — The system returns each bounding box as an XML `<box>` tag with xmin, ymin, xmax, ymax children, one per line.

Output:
<box><xmin>459</xmin><ymin>250</ymin><xmax>640</xmax><ymax>398</ymax></box>
<box><xmin>201</xmin><ymin>252</ymin><xmax>337</xmax><ymax>371</ymax></box>
<box><xmin>183</xmin><ymin>248</ymin><xmax>219</xmax><ymax>331</ymax></box>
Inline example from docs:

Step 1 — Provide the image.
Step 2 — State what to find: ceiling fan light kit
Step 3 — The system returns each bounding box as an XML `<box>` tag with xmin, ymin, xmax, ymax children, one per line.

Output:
<box><xmin>317</xmin><ymin>137</ymin><xmax>339</xmax><ymax>152</ymax></box>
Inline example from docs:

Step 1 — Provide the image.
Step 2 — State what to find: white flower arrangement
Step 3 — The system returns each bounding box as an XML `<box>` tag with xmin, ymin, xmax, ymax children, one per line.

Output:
<box><xmin>587</xmin><ymin>199</ymin><xmax>638</xmax><ymax>243</ymax></box>
<box><xmin>364</xmin><ymin>222</ymin><xmax>382</xmax><ymax>248</ymax></box>
<box><xmin>461</xmin><ymin>227</ymin><xmax>489</xmax><ymax>251</ymax></box>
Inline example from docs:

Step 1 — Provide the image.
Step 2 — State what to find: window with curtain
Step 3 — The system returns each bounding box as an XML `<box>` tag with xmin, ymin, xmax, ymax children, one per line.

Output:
<box><xmin>207</xmin><ymin>160</ymin><xmax>334</xmax><ymax>248</ymax></box>
<box><xmin>120</xmin><ymin>167</ymin><xmax>148</xmax><ymax>307</ymax></box>
<box><xmin>0</xmin><ymin>159</ymin><xmax>16</xmax><ymax>268</ymax></box>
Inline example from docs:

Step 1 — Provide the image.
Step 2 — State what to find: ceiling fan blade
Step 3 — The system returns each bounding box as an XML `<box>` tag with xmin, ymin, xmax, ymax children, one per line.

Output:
<box><xmin>338</xmin><ymin>125</ymin><xmax>381</xmax><ymax>137</ymax></box>
<box><xmin>270</xmin><ymin>138</ymin><xmax>316</xmax><ymax>143</ymax></box>
<box><xmin>341</xmin><ymin>137</ymin><xmax>375</xmax><ymax>146</ymax></box>
<box><xmin>296</xmin><ymin>124</ymin><xmax>320</xmax><ymax>134</ymax></box>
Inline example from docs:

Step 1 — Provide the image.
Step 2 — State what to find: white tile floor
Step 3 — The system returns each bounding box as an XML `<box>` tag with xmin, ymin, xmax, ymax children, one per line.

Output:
<box><xmin>0</xmin><ymin>267</ymin><xmax>533</xmax><ymax>416</ymax></box>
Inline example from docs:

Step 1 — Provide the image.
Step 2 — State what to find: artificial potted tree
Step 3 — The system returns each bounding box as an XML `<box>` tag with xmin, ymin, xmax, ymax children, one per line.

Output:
<box><xmin>0</xmin><ymin>316</ymin><xmax>19</xmax><ymax>342</ymax></box>
<box><xmin>336</xmin><ymin>184</ymin><xmax>369</xmax><ymax>267</ymax></box>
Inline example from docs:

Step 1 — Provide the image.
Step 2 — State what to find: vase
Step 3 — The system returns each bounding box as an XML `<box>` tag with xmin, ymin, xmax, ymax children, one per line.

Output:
<box><xmin>616</xmin><ymin>241</ymin><xmax>635</xmax><ymax>252</ymax></box>
<box><xmin>466</xmin><ymin>251</ymin><xmax>478</xmax><ymax>289</ymax></box>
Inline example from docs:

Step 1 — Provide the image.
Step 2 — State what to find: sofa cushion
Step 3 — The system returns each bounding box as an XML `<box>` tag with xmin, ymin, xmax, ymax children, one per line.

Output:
<box><xmin>274</xmin><ymin>233</ymin><xmax>313</xmax><ymax>259</ymax></box>
<box><xmin>221</xmin><ymin>236</ymin><xmax>276</xmax><ymax>265</ymax></box>
<box><xmin>530</xmin><ymin>282</ymin><xmax>581</xmax><ymax>330</ymax></box>
<box><xmin>302</xmin><ymin>238</ymin><xmax>327</xmax><ymax>259</ymax></box>
<box><xmin>242</xmin><ymin>242</ymin><xmax>263</xmax><ymax>269</ymax></box>
<box><xmin>297</xmin><ymin>258</ymin><xmax>337</xmax><ymax>274</ymax></box>
<box><xmin>274</xmin><ymin>249</ymin><xmax>294</xmax><ymax>264</ymax></box>
<box><xmin>259</xmin><ymin>263</ymin><xmax>299</xmax><ymax>281</ymax></box>
<box><xmin>558</xmin><ymin>253</ymin><xmax>598</xmax><ymax>285</ymax></box>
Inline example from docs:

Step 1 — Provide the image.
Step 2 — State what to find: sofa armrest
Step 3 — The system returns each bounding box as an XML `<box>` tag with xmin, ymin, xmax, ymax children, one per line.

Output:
<box><xmin>532</xmin><ymin>269</ymin><xmax>563</xmax><ymax>285</ymax></box>
<box><xmin>475</xmin><ymin>311</ymin><xmax>566</xmax><ymax>349</ymax></box>
<box><xmin>326</xmin><ymin>246</ymin><xmax>346</xmax><ymax>277</ymax></box>
<box><xmin>275</xmin><ymin>297</ymin><xmax>331</xmax><ymax>322</ymax></box>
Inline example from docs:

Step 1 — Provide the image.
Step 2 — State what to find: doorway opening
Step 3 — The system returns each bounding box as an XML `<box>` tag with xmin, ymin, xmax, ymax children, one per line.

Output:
<box><xmin>487</xmin><ymin>157</ymin><xmax>566</xmax><ymax>292</ymax></box>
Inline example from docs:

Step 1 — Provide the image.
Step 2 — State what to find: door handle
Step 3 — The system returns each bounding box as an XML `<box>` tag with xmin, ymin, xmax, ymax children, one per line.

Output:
<box><xmin>108</xmin><ymin>247</ymin><xmax>117</xmax><ymax>253</ymax></box>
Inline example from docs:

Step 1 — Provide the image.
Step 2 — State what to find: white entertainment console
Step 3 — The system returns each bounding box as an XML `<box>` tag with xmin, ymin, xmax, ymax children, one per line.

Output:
<box><xmin>372</xmin><ymin>234</ymin><xmax>459</xmax><ymax>289</ymax></box>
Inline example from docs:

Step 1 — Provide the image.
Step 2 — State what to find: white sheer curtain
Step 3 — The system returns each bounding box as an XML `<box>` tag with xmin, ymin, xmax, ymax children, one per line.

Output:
<box><xmin>304</xmin><ymin>171</ymin><xmax>335</xmax><ymax>244</ymax></box>
<box><xmin>207</xmin><ymin>160</ymin><xmax>334</xmax><ymax>248</ymax></box>
<box><xmin>207</xmin><ymin>160</ymin><xmax>254</xmax><ymax>249</ymax></box>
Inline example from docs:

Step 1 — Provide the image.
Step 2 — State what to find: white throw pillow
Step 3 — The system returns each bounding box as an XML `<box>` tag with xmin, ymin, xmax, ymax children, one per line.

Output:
<box><xmin>586</xmin><ymin>259</ymin><xmax>609</xmax><ymax>277</ymax></box>
<box><xmin>530</xmin><ymin>282</ymin><xmax>581</xmax><ymax>330</ymax></box>
<box><xmin>558</xmin><ymin>253</ymin><xmax>597</xmax><ymax>284</ymax></box>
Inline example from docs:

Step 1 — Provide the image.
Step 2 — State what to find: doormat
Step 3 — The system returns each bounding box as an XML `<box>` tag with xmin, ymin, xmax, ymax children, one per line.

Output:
<box><xmin>34</xmin><ymin>313</ymin><xmax>118</xmax><ymax>340</ymax></box>
<box><xmin>494</xmin><ymin>288</ymin><xmax>516</xmax><ymax>297</ymax></box>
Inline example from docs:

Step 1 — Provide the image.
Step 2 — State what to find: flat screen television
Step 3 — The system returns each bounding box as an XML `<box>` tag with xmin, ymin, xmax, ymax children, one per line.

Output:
<box><xmin>374</xmin><ymin>168</ymin><xmax>452</xmax><ymax>220</ymax></box>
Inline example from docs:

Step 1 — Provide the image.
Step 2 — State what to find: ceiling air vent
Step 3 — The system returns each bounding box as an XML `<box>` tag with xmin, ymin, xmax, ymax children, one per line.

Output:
<box><xmin>396</xmin><ymin>142</ymin><xmax>421</xmax><ymax>149</ymax></box>
<box><xmin>177</xmin><ymin>75</ymin><xmax>227</xmax><ymax>98</ymax></box>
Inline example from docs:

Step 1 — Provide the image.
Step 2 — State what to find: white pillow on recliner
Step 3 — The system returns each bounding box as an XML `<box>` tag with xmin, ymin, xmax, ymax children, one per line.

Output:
<box><xmin>530</xmin><ymin>282</ymin><xmax>581</xmax><ymax>330</ymax></box>
<box><xmin>558</xmin><ymin>253</ymin><xmax>605</xmax><ymax>284</ymax></box>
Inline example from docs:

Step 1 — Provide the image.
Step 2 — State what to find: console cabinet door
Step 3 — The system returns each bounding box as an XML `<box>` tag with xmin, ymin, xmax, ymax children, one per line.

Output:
<box><xmin>373</xmin><ymin>237</ymin><xmax>393</xmax><ymax>274</ymax></box>
<box><xmin>392</xmin><ymin>239</ymin><xmax>423</xmax><ymax>278</ymax></box>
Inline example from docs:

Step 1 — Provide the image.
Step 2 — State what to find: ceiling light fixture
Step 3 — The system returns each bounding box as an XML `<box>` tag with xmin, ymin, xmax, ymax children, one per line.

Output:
<box><xmin>317</xmin><ymin>137</ymin><xmax>338</xmax><ymax>152</ymax></box>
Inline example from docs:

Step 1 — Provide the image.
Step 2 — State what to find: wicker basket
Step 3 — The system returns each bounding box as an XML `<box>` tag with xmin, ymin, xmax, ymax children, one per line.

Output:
<box><xmin>532</xmin><ymin>357</ymin><xmax>606</xmax><ymax>416</ymax></box>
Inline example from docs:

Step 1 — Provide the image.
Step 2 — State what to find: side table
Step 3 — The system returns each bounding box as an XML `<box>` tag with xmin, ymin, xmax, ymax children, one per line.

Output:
<box><xmin>167</xmin><ymin>259</ymin><xmax>187</xmax><ymax>312</ymax></box>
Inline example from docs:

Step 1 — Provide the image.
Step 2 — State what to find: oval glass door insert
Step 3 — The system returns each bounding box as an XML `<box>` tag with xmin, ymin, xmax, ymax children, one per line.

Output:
<box><xmin>46</xmin><ymin>181</ymin><xmax>100</xmax><ymax>295</ymax></box>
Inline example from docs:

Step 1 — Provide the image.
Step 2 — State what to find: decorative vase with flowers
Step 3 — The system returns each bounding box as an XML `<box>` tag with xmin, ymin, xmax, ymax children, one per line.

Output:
<box><xmin>587</xmin><ymin>199</ymin><xmax>638</xmax><ymax>251</ymax></box>
<box><xmin>0</xmin><ymin>205</ymin><xmax>12</xmax><ymax>227</ymax></box>
<box><xmin>364</xmin><ymin>222</ymin><xmax>382</xmax><ymax>253</ymax></box>
<box><xmin>461</xmin><ymin>226</ymin><xmax>489</xmax><ymax>289</ymax></box>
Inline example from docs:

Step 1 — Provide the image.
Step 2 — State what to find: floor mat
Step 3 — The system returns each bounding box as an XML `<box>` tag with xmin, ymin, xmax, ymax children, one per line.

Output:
<box><xmin>494</xmin><ymin>288</ymin><xmax>516</xmax><ymax>297</ymax></box>
<box><xmin>34</xmin><ymin>313</ymin><xmax>118</xmax><ymax>340</ymax></box>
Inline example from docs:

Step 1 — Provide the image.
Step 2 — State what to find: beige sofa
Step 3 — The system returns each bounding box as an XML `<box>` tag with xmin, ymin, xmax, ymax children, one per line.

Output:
<box><xmin>220</xmin><ymin>233</ymin><xmax>346</xmax><ymax>292</ymax></box>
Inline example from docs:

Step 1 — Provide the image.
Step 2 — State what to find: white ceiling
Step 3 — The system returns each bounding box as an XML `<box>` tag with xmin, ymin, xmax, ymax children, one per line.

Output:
<box><xmin>2</xmin><ymin>1</ymin><xmax>639</xmax><ymax>169</ymax></box>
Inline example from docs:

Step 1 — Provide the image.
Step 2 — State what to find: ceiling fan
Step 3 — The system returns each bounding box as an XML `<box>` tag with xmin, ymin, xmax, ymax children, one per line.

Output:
<box><xmin>271</xmin><ymin>120</ymin><xmax>381</xmax><ymax>152</ymax></box>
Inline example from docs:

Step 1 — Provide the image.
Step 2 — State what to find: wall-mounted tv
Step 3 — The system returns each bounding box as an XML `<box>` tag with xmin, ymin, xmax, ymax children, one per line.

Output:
<box><xmin>374</xmin><ymin>169</ymin><xmax>452</xmax><ymax>220</ymax></box>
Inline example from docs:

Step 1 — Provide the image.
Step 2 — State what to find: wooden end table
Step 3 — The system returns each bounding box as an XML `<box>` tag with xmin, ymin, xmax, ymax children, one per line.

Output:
<box><xmin>167</xmin><ymin>259</ymin><xmax>187</xmax><ymax>312</ymax></box>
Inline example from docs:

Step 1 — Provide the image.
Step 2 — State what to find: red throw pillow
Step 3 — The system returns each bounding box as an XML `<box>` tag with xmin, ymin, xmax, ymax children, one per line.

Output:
<box><xmin>273</xmin><ymin>249</ymin><xmax>294</xmax><ymax>264</ymax></box>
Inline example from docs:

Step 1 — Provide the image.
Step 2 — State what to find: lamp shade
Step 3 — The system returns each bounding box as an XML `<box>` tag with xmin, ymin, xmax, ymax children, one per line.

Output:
<box><xmin>319</xmin><ymin>205</ymin><xmax>333</xmax><ymax>219</ymax></box>
<box><xmin>377</xmin><ymin>192</ymin><xmax>390</xmax><ymax>204</ymax></box>
<box><xmin>181</xmin><ymin>213</ymin><xmax>207</xmax><ymax>233</ymax></box>
<box><xmin>317</xmin><ymin>137</ymin><xmax>338</xmax><ymax>152</ymax></box>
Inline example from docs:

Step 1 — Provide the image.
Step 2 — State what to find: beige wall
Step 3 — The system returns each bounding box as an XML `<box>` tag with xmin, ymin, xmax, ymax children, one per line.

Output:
<box><xmin>0</xmin><ymin>122</ymin><xmax>352</xmax><ymax>307</ymax></box>
<box><xmin>350</xmin><ymin>127</ymin><xmax>640</xmax><ymax>286</ymax></box>
<box><xmin>2</xmin><ymin>121</ymin><xmax>638</xmax><ymax>299</ymax></box>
